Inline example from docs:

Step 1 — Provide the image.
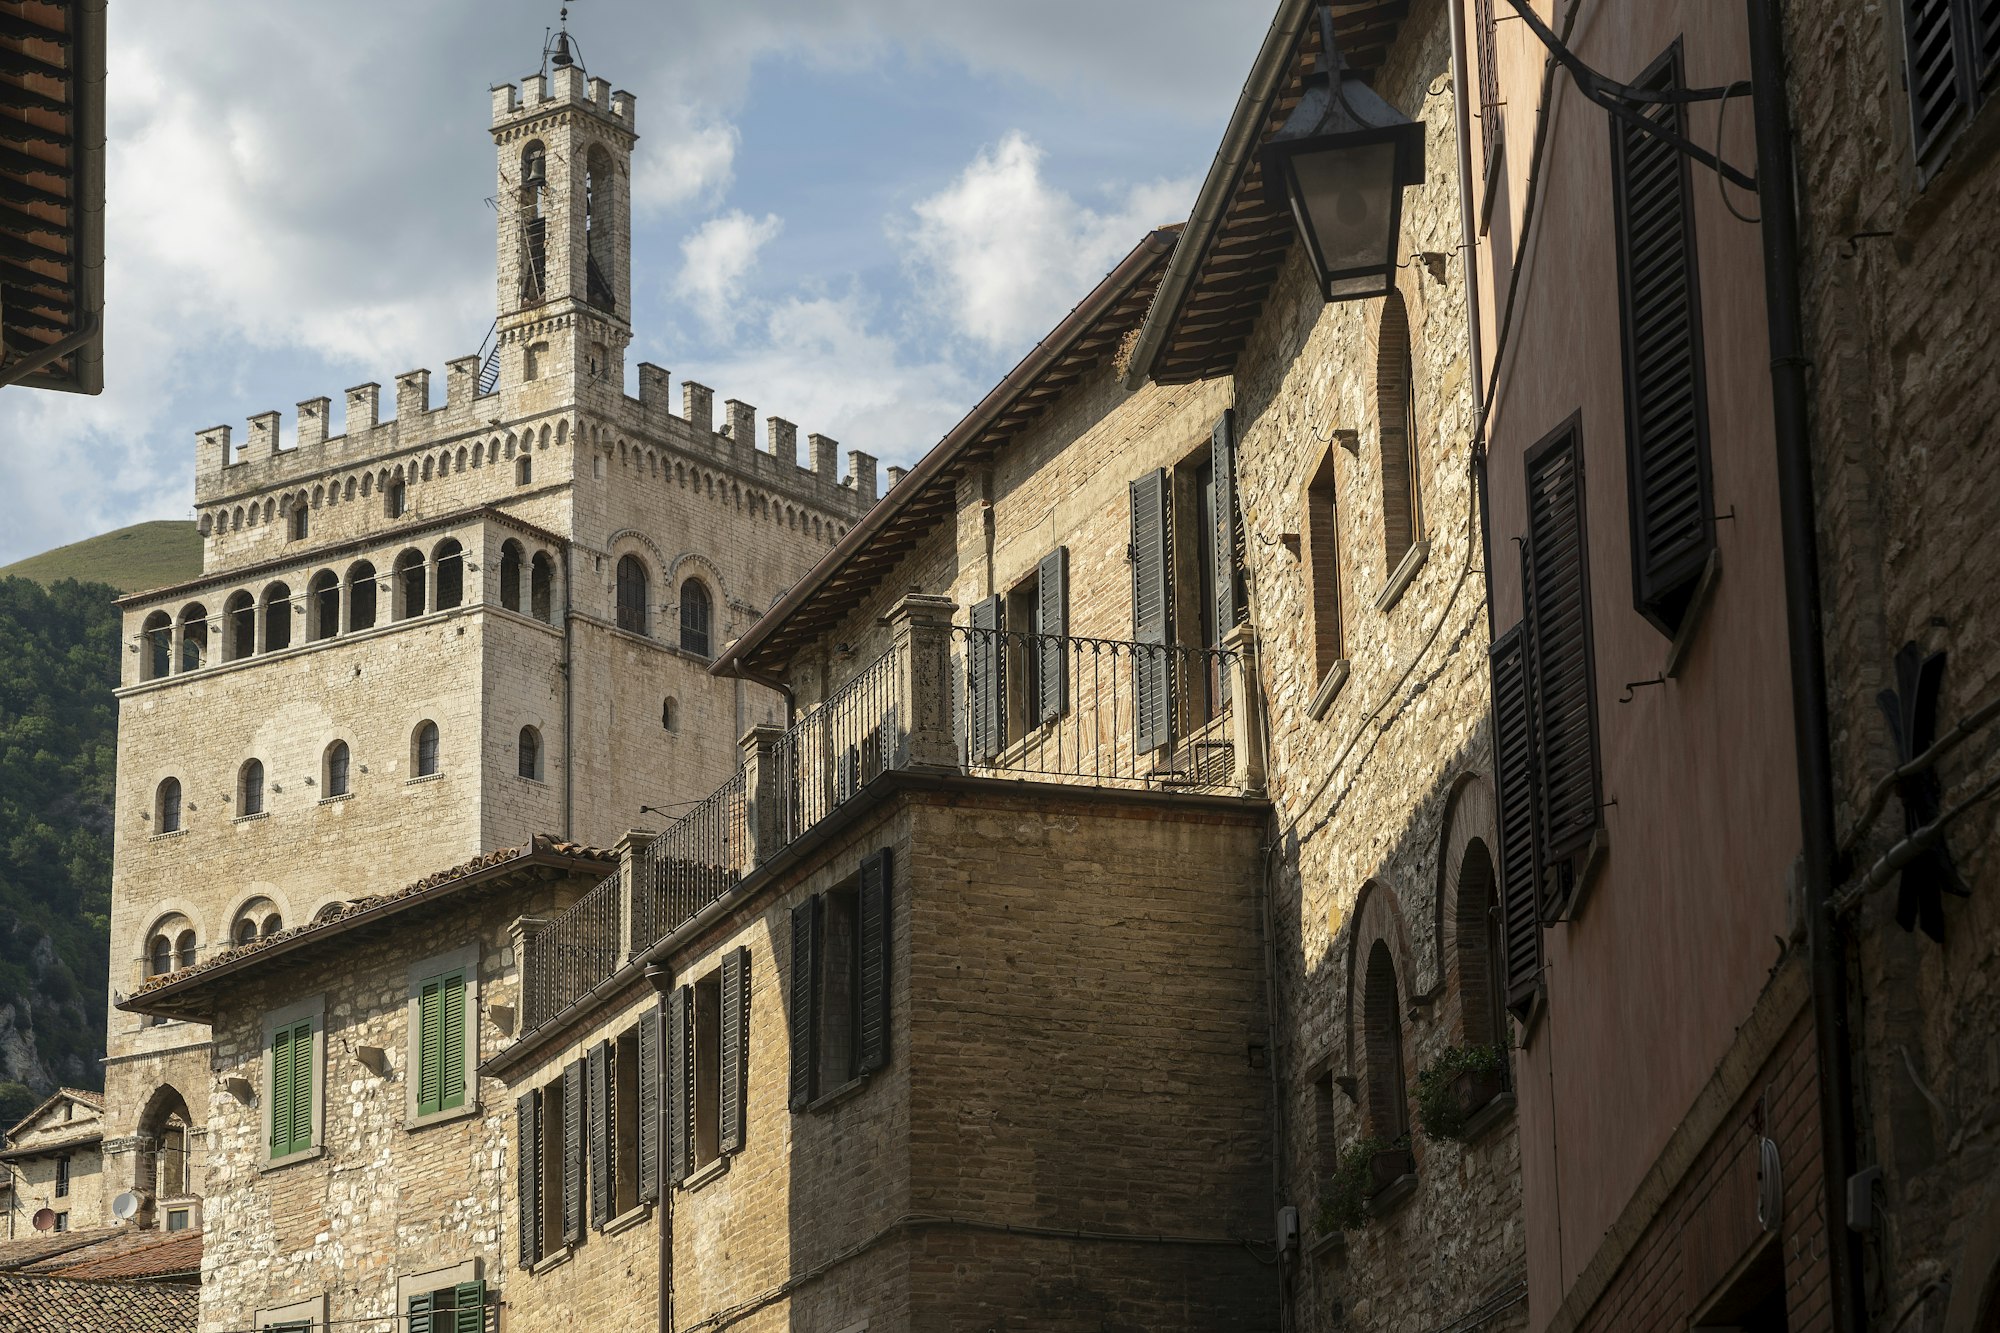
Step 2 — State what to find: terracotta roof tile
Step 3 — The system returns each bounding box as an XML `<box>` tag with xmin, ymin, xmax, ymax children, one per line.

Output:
<box><xmin>43</xmin><ymin>1229</ymin><xmax>201</xmax><ymax>1281</ymax></box>
<box><xmin>0</xmin><ymin>1272</ymin><xmax>196</xmax><ymax>1333</ymax></box>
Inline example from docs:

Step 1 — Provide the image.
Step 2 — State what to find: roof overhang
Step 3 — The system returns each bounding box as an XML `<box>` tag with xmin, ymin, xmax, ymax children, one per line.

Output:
<box><xmin>1124</xmin><ymin>0</ymin><xmax>1416</xmax><ymax>387</ymax></box>
<box><xmin>0</xmin><ymin>0</ymin><xmax>106</xmax><ymax>395</ymax></box>
<box><xmin>0</xmin><ymin>1132</ymin><xmax>100</xmax><ymax>1162</ymax></box>
<box><xmin>712</xmin><ymin>225</ymin><xmax>1182</xmax><ymax>682</ymax></box>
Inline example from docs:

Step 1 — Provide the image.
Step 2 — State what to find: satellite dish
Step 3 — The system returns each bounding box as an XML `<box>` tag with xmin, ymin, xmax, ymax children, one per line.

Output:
<box><xmin>31</xmin><ymin>1207</ymin><xmax>56</xmax><ymax>1231</ymax></box>
<box><xmin>112</xmin><ymin>1191</ymin><xmax>141</xmax><ymax>1221</ymax></box>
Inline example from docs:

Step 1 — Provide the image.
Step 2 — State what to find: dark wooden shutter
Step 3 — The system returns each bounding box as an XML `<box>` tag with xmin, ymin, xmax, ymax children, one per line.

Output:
<box><xmin>637</xmin><ymin>1004</ymin><xmax>660</xmax><ymax>1203</ymax></box>
<box><xmin>968</xmin><ymin>594</ymin><xmax>1006</xmax><ymax>761</ymax></box>
<box><xmin>665</xmin><ymin>986</ymin><xmax>691</xmax><ymax>1186</ymax></box>
<box><xmin>1977</xmin><ymin>0</ymin><xmax>2000</xmax><ymax>86</ymax></box>
<box><xmin>1037</xmin><ymin>547</ymin><xmax>1069</xmax><ymax>726</ymax></box>
<box><xmin>1489</xmin><ymin>625</ymin><xmax>1544</xmax><ymax>1019</ymax></box>
<box><xmin>1211</xmin><ymin>412</ymin><xmax>1244</xmax><ymax>709</ymax></box>
<box><xmin>856</xmin><ymin>849</ymin><xmax>893</xmax><ymax>1074</ymax></box>
<box><xmin>516</xmin><ymin>1090</ymin><xmax>541</xmax><ymax>1266</ymax></box>
<box><xmin>1130</xmin><ymin>468</ymin><xmax>1175</xmax><ymax>753</ymax></box>
<box><xmin>788</xmin><ymin>898</ymin><xmax>821</xmax><ymax>1110</ymax></box>
<box><xmin>561</xmin><ymin>1059</ymin><xmax>584</xmax><ymax>1245</ymax></box>
<box><xmin>440</xmin><ymin>971</ymin><xmax>466</xmax><ymax>1112</ymax></box>
<box><xmin>587</xmin><ymin>1040</ymin><xmax>611</xmax><ymax>1227</ymax></box>
<box><xmin>719</xmin><ymin>947</ymin><xmax>749</xmax><ymax>1154</ymax></box>
<box><xmin>452</xmin><ymin>1280</ymin><xmax>485</xmax><ymax>1333</ymax></box>
<box><xmin>1901</xmin><ymin>0</ymin><xmax>1973</xmax><ymax>163</ymax></box>
<box><xmin>408</xmin><ymin>1293</ymin><xmax>434</xmax><ymax>1333</ymax></box>
<box><xmin>1475</xmin><ymin>0</ymin><xmax>1503</xmax><ymax>181</ymax></box>
<box><xmin>1610</xmin><ymin>46</ymin><xmax>1715</xmax><ymax>638</ymax></box>
<box><xmin>1524</xmin><ymin>421</ymin><xmax>1602</xmax><ymax>918</ymax></box>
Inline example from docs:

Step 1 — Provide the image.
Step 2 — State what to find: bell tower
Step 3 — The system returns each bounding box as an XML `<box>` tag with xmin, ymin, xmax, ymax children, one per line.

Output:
<box><xmin>490</xmin><ymin>21</ymin><xmax>636</xmax><ymax>394</ymax></box>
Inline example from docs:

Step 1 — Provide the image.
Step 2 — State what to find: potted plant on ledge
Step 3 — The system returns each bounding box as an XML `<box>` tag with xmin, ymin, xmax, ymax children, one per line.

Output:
<box><xmin>1415</xmin><ymin>1042</ymin><xmax>1510</xmax><ymax>1142</ymax></box>
<box><xmin>1315</xmin><ymin>1134</ymin><xmax>1417</xmax><ymax>1237</ymax></box>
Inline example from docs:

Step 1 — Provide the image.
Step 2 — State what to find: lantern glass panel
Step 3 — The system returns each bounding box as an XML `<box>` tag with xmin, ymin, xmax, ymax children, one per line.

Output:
<box><xmin>1288</xmin><ymin>139</ymin><xmax>1398</xmax><ymax>283</ymax></box>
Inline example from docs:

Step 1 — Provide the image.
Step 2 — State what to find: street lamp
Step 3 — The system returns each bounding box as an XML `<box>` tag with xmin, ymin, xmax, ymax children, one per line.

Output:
<box><xmin>1261</xmin><ymin>9</ymin><xmax>1427</xmax><ymax>303</ymax></box>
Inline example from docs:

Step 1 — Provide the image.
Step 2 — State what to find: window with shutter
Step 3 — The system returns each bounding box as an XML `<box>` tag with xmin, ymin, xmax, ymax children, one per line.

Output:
<box><xmin>1901</xmin><ymin>0</ymin><xmax>1975</xmax><ymax>167</ymax></box>
<box><xmin>667</xmin><ymin>985</ymin><xmax>692</xmax><ymax>1185</ymax></box>
<box><xmin>517</xmin><ymin>1091</ymin><xmax>541</xmax><ymax>1266</ymax></box>
<box><xmin>408</xmin><ymin>1293</ymin><xmax>434</xmax><ymax>1333</ymax></box>
<box><xmin>968</xmin><ymin>594</ymin><xmax>1006</xmax><ymax>761</ymax></box>
<box><xmin>1305</xmin><ymin>446</ymin><xmax>1346</xmax><ymax>679</ymax></box>
<box><xmin>614</xmin><ymin>1026</ymin><xmax>640</xmax><ymax>1213</ymax></box>
<box><xmin>1130</xmin><ymin>468</ymin><xmax>1175</xmax><ymax>753</ymax></box>
<box><xmin>269</xmin><ymin>1025</ymin><xmax>294</xmax><ymax>1159</ymax></box>
<box><xmin>268</xmin><ymin>1018</ymin><xmax>314</xmax><ymax>1159</ymax></box>
<box><xmin>539</xmin><ymin>1074</ymin><xmax>565</xmax><ymax>1253</ymax></box>
<box><xmin>414</xmin><ymin>969</ymin><xmax>468</xmax><ymax>1118</ymax></box>
<box><xmin>561</xmin><ymin>1059</ymin><xmax>584</xmax><ymax>1245</ymax></box>
<box><xmin>637</xmin><ymin>1005</ymin><xmax>661</xmax><ymax>1203</ymax></box>
<box><xmin>1488</xmin><ymin>625</ymin><xmax>1545</xmax><ymax>1020</ymax></box>
<box><xmin>587</xmin><ymin>1040</ymin><xmax>612</xmax><ymax>1228</ymax></box>
<box><xmin>719</xmin><ymin>948</ymin><xmax>749</xmax><ymax>1154</ymax></box>
<box><xmin>1475</xmin><ymin>0</ymin><xmax>1504</xmax><ymax>186</ymax></box>
<box><xmin>1611</xmin><ymin>44</ymin><xmax>1716</xmax><ymax>639</ymax></box>
<box><xmin>1523</xmin><ymin>419</ymin><xmax>1603</xmax><ymax>920</ymax></box>
<box><xmin>788</xmin><ymin>899</ymin><xmax>820</xmax><ymax>1110</ymax></box>
<box><xmin>1210</xmin><ymin>411</ymin><xmax>1245</xmax><ymax>708</ymax></box>
<box><xmin>452</xmin><ymin>1280</ymin><xmax>484</xmax><ymax>1333</ymax></box>
<box><xmin>1036</xmin><ymin>548</ymin><xmax>1069</xmax><ymax>725</ymax></box>
<box><xmin>692</xmin><ymin>973</ymin><xmax>722</xmax><ymax>1168</ymax></box>
<box><xmin>856</xmin><ymin>849</ymin><xmax>892</xmax><ymax>1074</ymax></box>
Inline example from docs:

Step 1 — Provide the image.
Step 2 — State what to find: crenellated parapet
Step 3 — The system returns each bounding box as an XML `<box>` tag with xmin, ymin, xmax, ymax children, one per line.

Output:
<box><xmin>490</xmin><ymin>67</ymin><xmax>636</xmax><ymax>139</ymax></box>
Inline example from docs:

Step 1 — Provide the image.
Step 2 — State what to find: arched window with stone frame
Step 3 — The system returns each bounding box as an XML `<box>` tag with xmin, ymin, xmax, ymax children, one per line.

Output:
<box><xmin>141</xmin><ymin>611</ymin><xmax>172</xmax><ymax>681</ymax></box>
<box><xmin>155</xmin><ymin>777</ymin><xmax>182</xmax><ymax>834</ymax></box>
<box><xmin>347</xmin><ymin>561</ymin><xmax>378</xmax><ymax>631</ymax></box>
<box><xmin>679</xmin><ymin>578</ymin><xmax>713</xmax><ymax>658</ymax></box>
<box><xmin>499</xmin><ymin>541</ymin><xmax>524</xmax><ymax>612</ymax></box>
<box><xmin>413</xmin><ymin>721</ymin><xmax>440</xmax><ymax>778</ymax></box>
<box><xmin>177</xmin><ymin>603</ymin><xmax>207</xmax><ymax>672</ymax></box>
<box><xmin>308</xmin><ymin>570</ymin><xmax>340</xmax><ymax>641</ymax></box>
<box><xmin>393</xmin><ymin>549</ymin><xmax>426</xmax><ymax>621</ymax></box>
<box><xmin>432</xmin><ymin>539</ymin><xmax>465</xmax><ymax>610</ymax></box>
<box><xmin>323</xmin><ymin>740</ymin><xmax>351</xmax><ymax>798</ymax></box>
<box><xmin>224</xmin><ymin>591</ymin><xmax>255</xmax><ymax>661</ymax></box>
<box><xmin>238</xmin><ymin>759</ymin><xmax>265</xmax><ymax>818</ymax></box>
<box><xmin>531</xmin><ymin>552</ymin><xmax>556</xmax><ymax>623</ymax></box>
<box><xmin>615</xmin><ymin>554</ymin><xmax>650</xmax><ymax>635</ymax></box>
<box><xmin>1376</xmin><ymin>291</ymin><xmax>1424</xmax><ymax>573</ymax></box>
<box><xmin>518</xmin><ymin>725</ymin><xmax>543</xmax><ymax>781</ymax></box>
<box><xmin>1363</xmin><ymin>939</ymin><xmax>1410</xmax><ymax>1145</ymax></box>
<box><xmin>262</xmin><ymin>582</ymin><xmax>293</xmax><ymax>652</ymax></box>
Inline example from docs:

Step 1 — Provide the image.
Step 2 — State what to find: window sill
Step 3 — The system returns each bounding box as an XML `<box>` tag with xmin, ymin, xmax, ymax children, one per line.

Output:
<box><xmin>232</xmin><ymin>811</ymin><xmax>270</xmax><ymax>825</ymax></box>
<box><xmin>1366</xmin><ymin>1171</ymin><xmax>1418</xmax><ymax>1218</ymax></box>
<box><xmin>1307</xmin><ymin>660</ymin><xmax>1350</xmax><ymax>722</ymax></box>
<box><xmin>1461</xmin><ymin>1089</ymin><xmax>1517</xmax><ymax>1146</ymax></box>
<box><xmin>1304</xmin><ymin>1227</ymin><xmax>1346</xmax><ymax>1264</ymax></box>
<box><xmin>1374</xmin><ymin>539</ymin><xmax>1431</xmax><ymax>613</ymax></box>
<box><xmin>805</xmin><ymin>1073</ymin><xmax>873</xmax><ymax>1115</ymax></box>
<box><xmin>604</xmin><ymin>1202</ymin><xmax>654</xmax><ymax>1234</ymax></box>
<box><xmin>515</xmin><ymin>775</ymin><xmax>547</xmax><ymax>787</ymax></box>
<box><xmin>317</xmin><ymin>793</ymin><xmax>354</xmax><ymax>806</ymax></box>
<box><xmin>680</xmin><ymin>1156</ymin><xmax>730</xmax><ymax>1193</ymax></box>
<box><xmin>529</xmin><ymin>1245</ymin><xmax>573</xmax><ymax>1277</ymax></box>
<box><xmin>405</xmin><ymin>772</ymin><xmax>446</xmax><ymax>787</ymax></box>
<box><xmin>147</xmin><ymin>828</ymin><xmax>189</xmax><ymax>843</ymax></box>
<box><xmin>1661</xmin><ymin>547</ymin><xmax>1722</xmax><ymax>680</ymax></box>
<box><xmin>406</xmin><ymin>1102</ymin><xmax>480</xmax><ymax>1133</ymax></box>
<box><xmin>259</xmin><ymin>1144</ymin><xmax>324</xmax><ymax>1174</ymax></box>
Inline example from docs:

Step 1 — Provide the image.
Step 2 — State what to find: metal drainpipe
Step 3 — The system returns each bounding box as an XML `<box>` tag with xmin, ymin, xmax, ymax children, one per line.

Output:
<box><xmin>647</xmin><ymin>964</ymin><xmax>675</xmax><ymax>1333</ymax></box>
<box><xmin>562</xmin><ymin>543</ymin><xmax>576</xmax><ymax>841</ymax></box>
<box><xmin>1744</xmin><ymin>4</ymin><xmax>1866</xmax><ymax>1329</ymax></box>
<box><xmin>1448</xmin><ymin>0</ymin><xmax>1494</xmax><ymax>643</ymax></box>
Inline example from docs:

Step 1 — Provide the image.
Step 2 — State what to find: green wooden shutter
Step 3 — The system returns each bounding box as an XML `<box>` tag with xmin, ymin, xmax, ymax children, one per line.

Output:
<box><xmin>666</xmin><ymin>986</ymin><xmax>692</xmax><ymax>1185</ymax></box>
<box><xmin>516</xmin><ymin>1090</ymin><xmax>540</xmax><ymax>1266</ymax></box>
<box><xmin>452</xmin><ymin>1279</ymin><xmax>484</xmax><ymax>1333</ymax></box>
<box><xmin>440</xmin><ymin>971</ymin><xmax>466</xmax><ymax>1112</ymax></box>
<box><xmin>408</xmin><ymin>1291</ymin><xmax>434</xmax><ymax>1333</ymax></box>
<box><xmin>788</xmin><ymin>898</ymin><xmax>821</xmax><ymax>1110</ymax></box>
<box><xmin>1523</xmin><ymin>421</ymin><xmax>1602</xmax><ymax>920</ymax></box>
<box><xmin>417</xmin><ymin>976</ymin><xmax>443</xmax><ymax>1116</ymax></box>
<box><xmin>1489</xmin><ymin>623</ymin><xmax>1545</xmax><ymax>1020</ymax></box>
<box><xmin>968</xmin><ymin>594</ymin><xmax>1005</xmax><ymax>761</ymax></box>
<box><xmin>561</xmin><ymin>1059</ymin><xmax>584</xmax><ymax>1245</ymax></box>
<box><xmin>719</xmin><ymin>948</ymin><xmax>748</xmax><ymax>1154</ymax></box>
<box><xmin>1036</xmin><ymin>548</ymin><xmax>1068</xmax><ymax>725</ymax></box>
<box><xmin>587</xmin><ymin>1040</ymin><xmax>611</xmax><ymax>1228</ymax></box>
<box><xmin>269</xmin><ymin>1025</ymin><xmax>294</xmax><ymax>1158</ymax></box>
<box><xmin>856</xmin><ymin>849</ymin><xmax>893</xmax><ymax>1073</ymax></box>
<box><xmin>1610</xmin><ymin>48</ymin><xmax>1715</xmax><ymax>638</ymax></box>
<box><xmin>637</xmin><ymin>1004</ymin><xmax>661</xmax><ymax>1203</ymax></box>
<box><xmin>1130</xmin><ymin>468</ymin><xmax>1175</xmax><ymax>753</ymax></box>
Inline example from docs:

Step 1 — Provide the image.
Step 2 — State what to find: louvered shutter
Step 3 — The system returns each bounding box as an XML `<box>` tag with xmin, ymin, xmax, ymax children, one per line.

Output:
<box><xmin>720</xmin><ymin>948</ymin><xmax>749</xmax><ymax>1153</ymax></box>
<box><xmin>1901</xmin><ymin>0</ymin><xmax>1973</xmax><ymax>164</ymax></box>
<box><xmin>1524</xmin><ymin>424</ymin><xmax>1602</xmax><ymax>918</ymax></box>
<box><xmin>666</xmin><ymin>986</ymin><xmax>692</xmax><ymax>1185</ymax></box>
<box><xmin>440</xmin><ymin>972</ymin><xmax>466</xmax><ymax>1112</ymax></box>
<box><xmin>968</xmin><ymin>595</ymin><xmax>1006</xmax><ymax>761</ymax></box>
<box><xmin>516</xmin><ymin>1091</ymin><xmax>541</xmax><ymax>1266</ymax></box>
<box><xmin>587</xmin><ymin>1040</ymin><xmax>611</xmax><ymax>1227</ymax></box>
<box><xmin>269</xmin><ymin>1026</ymin><xmax>293</xmax><ymax>1158</ymax></box>
<box><xmin>1037</xmin><ymin>548</ymin><xmax>1069</xmax><ymax>725</ymax></box>
<box><xmin>561</xmin><ymin>1059</ymin><xmax>584</xmax><ymax>1245</ymax></box>
<box><xmin>408</xmin><ymin>1292</ymin><xmax>434</xmax><ymax>1333</ymax></box>
<box><xmin>1610</xmin><ymin>49</ymin><xmax>1715</xmax><ymax>637</ymax></box>
<box><xmin>283</xmin><ymin>1021</ymin><xmax>313</xmax><ymax>1157</ymax></box>
<box><xmin>1475</xmin><ymin>0</ymin><xmax>1503</xmax><ymax>179</ymax></box>
<box><xmin>1977</xmin><ymin>0</ymin><xmax>2000</xmax><ymax>85</ymax></box>
<box><xmin>788</xmin><ymin>898</ymin><xmax>821</xmax><ymax>1110</ymax></box>
<box><xmin>637</xmin><ymin>1005</ymin><xmax>661</xmax><ymax>1203</ymax></box>
<box><xmin>453</xmin><ymin>1280</ymin><xmax>485</xmax><ymax>1333</ymax></box>
<box><xmin>1211</xmin><ymin>410</ymin><xmax>1244</xmax><ymax>641</ymax></box>
<box><xmin>1130</xmin><ymin>468</ymin><xmax>1175</xmax><ymax>753</ymax></box>
<box><xmin>856</xmin><ymin>849</ymin><xmax>893</xmax><ymax>1073</ymax></box>
<box><xmin>1489</xmin><ymin>625</ymin><xmax>1545</xmax><ymax>1019</ymax></box>
<box><xmin>417</xmin><ymin>977</ymin><xmax>443</xmax><ymax>1115</ymax></box>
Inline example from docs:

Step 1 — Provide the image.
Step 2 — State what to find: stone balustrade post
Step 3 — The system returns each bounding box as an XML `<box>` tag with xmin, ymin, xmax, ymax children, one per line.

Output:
<box><xmin>614</xmin><ymin>827</ymin><xmax>655</xmax><ymax>963</ymax></box>
<box><xmin>1225</xmin><ymin>622</ymin><xmax>1267</xmax><ymax>795</ymax></box>
<box><xmin>740</xmin><ymin>724</ymin><xmax>786</xmax><ymax>870</ymax></box>
<box><xmin>889</xmin><ymin>593</ymin><xmax>961</xmax><ymax>773</ymax></box>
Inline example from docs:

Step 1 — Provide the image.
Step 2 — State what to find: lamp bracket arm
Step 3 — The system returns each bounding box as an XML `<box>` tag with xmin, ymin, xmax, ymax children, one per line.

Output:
<box><xmin>1500</xmin><ymin>0</ymin><xmax>1758</xmax><ymax>192</ymax></box>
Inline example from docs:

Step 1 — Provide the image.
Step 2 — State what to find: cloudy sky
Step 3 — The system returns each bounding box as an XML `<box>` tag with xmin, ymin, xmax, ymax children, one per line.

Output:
<box><xmin>0</xmin><ymin>0</ymin><xmax>1274</xmax><ymax>566</ymax></box>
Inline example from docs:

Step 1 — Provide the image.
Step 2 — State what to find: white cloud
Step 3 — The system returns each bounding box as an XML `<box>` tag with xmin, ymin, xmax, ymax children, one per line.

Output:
<box><xmin>676</xmin><ymin>211</ymin><xmax>784</xmax><ymax>334</ymax></box>
<box><xmin>632</xmin><ymin>107</ymin><xmax>740</xmax><ymax>216</ymax></box>
<box><xmin>905</xmin><ymin>131</ymin><xmax>1196</xmax><ymax>352</ymax></box>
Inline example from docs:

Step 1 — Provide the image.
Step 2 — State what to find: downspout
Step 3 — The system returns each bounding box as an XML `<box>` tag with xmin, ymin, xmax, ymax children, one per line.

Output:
<box><xmin>647</xmin><ymin>963</ymin><xmax>675</xmax><ymax>1333</ymax></box>
<box><xmin>1448</xmin><ymin>0</ymin><xmax>1494</xmax><ymax>643</ymax></box>
<box><xmin>562</xmin><ymin>544</ymin><xmax>576</xmax><ymax>841</ymax></box>
<box><xmin>1743</xmin><ymin>5</ymin><xmax>1865</xmax><ymax>1330</ymax></box>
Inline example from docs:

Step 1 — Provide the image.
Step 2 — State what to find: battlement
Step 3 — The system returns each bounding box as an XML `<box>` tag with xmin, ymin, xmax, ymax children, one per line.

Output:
<box><xmin>192</xmin><ymin>356</ymin><xmax>876</xmax><ymax>520</ymax></box>
<box><xmin>490</xmin><ymin>65</ymin><xmax>636</xmax><ymax>134</ymax></box>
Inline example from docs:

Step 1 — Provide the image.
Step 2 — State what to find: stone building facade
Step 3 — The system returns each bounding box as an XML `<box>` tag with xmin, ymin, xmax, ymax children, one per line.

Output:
<box><xmin>2</xmin><ymin>1090</ymin><xmax>107</xmax><ymax>1238</ymax></box>
<box><xmin>98</xmin><ymin>46</ymin><xmax>873</xmax><ymax>1238</ymax></box>
<box><xmin>1778</xmin><ymin>0</ymin><xmax>2000</xmax><ymax>1327</ymax></box>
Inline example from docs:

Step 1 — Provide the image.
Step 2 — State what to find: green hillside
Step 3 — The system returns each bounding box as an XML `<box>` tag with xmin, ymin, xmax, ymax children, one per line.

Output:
<box><xmin>0</xmin><ymin>520</ymin><xmax>202</xmax><ymax>596</ymax></box>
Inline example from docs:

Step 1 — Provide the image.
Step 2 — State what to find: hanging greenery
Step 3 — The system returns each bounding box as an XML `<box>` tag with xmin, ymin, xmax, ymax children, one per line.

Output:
<box><xmin>1313</xmin><ymin>1134</ymin><xmax>1413</xmax><ymax>1235</ymax></box>
<box><xmin>1415</xmin><ymin>1042</ymin><xmax>1510</xmax><ymax>1141</ymax></box>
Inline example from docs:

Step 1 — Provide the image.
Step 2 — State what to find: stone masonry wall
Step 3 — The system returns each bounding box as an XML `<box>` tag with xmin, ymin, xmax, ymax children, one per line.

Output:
<box><xmin>1781</xmin><ymin>0</ymin><xmax>2000</xmax><ymax>1324</ymax></box>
